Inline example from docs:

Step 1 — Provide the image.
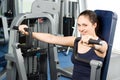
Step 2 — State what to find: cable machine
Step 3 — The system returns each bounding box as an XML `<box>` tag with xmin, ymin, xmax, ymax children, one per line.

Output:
<box><xmin>5</xmin><ymin>0</ymin><xmax>61</xmax><ymax>80</ymax></box>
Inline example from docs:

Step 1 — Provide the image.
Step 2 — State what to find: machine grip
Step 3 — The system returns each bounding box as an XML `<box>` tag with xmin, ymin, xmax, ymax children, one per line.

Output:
<box><xmin>16</xmin><ymin>27</ymin><xmax>32</xmax><ymax>49</ymax></box>
<box><xmin>13</xmin><ymin>26</ymin><xmax>29</xmax><ymax>32</ymax></box>
<box><xmin>88</xmin><ymin>39</ymin><xmax>102</xmax><ymax>45</ymax></box>
<box><xmin>13</xmin><ymin>26</ymin><xmax>19</xmax><ymax>30</ymax></box>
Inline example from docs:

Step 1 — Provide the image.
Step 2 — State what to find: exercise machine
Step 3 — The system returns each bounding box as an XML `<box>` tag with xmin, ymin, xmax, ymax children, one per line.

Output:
<box><xmin>0</xmin><ymin>0</ymin><xmax>15</xmax><ymax>79</ymax></box>
<box><xmin>0</xmin><ymin>15</ymin><xmax>9</xmax><ymax>80</ymax></box>
<box><xmin>5</xmin><ymin>0</ymin><xmax>61</xmax><ymax>80</ymax></box>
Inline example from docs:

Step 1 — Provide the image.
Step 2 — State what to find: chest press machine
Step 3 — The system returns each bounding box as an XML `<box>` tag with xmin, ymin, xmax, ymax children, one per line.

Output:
<box><xmin>5</xmin><ymin>0</ymin><xmax>62</xmax><ymax>80</ymax></box>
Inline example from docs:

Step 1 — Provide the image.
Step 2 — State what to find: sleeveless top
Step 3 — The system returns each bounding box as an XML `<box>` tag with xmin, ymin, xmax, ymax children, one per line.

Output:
<box><xmin>71</xmin><ymin>37</ymin><xmax>104</xmax><ymax>80</ymax></box>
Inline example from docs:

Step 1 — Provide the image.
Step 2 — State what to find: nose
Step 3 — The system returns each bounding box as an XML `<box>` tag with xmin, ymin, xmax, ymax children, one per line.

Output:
<box><xmin>78</xmin><ymin>26</ymin><xmax>84</xmax><ymax>33</ymax></box>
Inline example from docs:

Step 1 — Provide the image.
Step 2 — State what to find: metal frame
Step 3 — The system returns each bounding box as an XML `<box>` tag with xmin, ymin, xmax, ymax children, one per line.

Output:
<box><xmin>5</xmin><ymin>0</ymin><xmax>61</xmax><ymax>79</ymax></box>
<box><xmin>0</xmin><ymin>16</ymin><xmax>9</xmax><ymax>44</ymax></box>
<box><xmin>5</xmin><ymin>12</ymin><xmax>59</xmax><ymax>80</ymax></box>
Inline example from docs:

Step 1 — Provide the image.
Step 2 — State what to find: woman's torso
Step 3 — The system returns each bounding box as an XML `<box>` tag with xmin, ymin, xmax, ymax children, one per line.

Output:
<box><xmin>71</xmin><ymin>37</ymin><xmax>104</xmax><ymax>80</ymax></box>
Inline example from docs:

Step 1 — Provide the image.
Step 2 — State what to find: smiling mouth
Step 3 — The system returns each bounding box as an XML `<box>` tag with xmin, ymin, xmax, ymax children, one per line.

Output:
<box><xmin>81</xmin><ymin>31</ymin><xmax>87</xmax><ymax>35</ymax></box>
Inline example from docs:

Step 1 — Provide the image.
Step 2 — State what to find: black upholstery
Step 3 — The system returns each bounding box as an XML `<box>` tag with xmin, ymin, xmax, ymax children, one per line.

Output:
<box><xmin>94</xmin><ymin>10</ymin><xmax>117</xmax><ymax>80</ymax></box>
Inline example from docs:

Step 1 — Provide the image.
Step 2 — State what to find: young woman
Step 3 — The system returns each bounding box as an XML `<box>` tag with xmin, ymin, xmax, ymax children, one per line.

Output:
<box><xmin>19</xmin><ymin>10</ymin><xmax>108</xmax><ymax>80</ymax></box>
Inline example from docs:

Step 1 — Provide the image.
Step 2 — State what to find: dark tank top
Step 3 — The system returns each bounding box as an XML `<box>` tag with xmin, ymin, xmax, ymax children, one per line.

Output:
<box><xmin>71</xmin><ymin>37</ymin><xmax>104</xmax><ymax>80</ymax></box>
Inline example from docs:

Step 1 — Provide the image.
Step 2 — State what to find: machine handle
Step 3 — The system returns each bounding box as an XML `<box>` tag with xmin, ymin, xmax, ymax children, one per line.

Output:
<box><xmin>88</xmin><ymin>38</ymin><xmax>102</xmax><ymax>45</ymax></box>
<box><xmin>13</xmin><ymin>26</ymin><xmax>28</xmax><ymax>32</ymax></box>
<box><xmin>13</xmin><ymin>26</ymin><xmax>19</xmax><ymax>30</ymax></box>
<box><xmin>13</xmin><ymin>26</ymin><xmax>33</xmax><ymax>49</ymax></box>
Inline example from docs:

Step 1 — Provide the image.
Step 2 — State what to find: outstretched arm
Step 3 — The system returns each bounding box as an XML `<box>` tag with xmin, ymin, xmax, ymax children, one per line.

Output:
<box><xmin>19</xmin><ymin>24</ymin><xmax>75</xmax><ymax>47</ymax></box>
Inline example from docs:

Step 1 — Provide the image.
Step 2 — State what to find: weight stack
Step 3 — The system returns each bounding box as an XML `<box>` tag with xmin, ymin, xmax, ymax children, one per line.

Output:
<box><xmin>63</xmin><ymin>17</ymin><xmax>74</xmax><ymax>36</ymax></box>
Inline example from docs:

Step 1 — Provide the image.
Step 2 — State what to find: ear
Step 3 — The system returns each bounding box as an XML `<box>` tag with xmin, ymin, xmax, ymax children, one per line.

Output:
<box><xmin>93</xmin><ymin>22</ymin><xmax>97</xmax><ymax>28</ymax></box>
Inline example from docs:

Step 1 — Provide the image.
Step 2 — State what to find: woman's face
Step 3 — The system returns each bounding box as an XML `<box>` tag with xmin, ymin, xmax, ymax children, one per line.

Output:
<box><xmin>77</xmin><ymin>15</ymin><xmax>96</xmax><ymax>36</ymax></box>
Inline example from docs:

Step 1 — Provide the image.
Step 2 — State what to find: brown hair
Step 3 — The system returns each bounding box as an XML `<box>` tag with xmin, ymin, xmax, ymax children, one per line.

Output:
<box><xmin>78</xmin><ymin>10</ymin><xmax>100</xmax><ymax>37</ymax></box>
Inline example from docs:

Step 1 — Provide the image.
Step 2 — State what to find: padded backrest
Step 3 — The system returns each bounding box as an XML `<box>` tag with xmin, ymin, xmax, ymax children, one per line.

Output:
<box><xmin>94</xmin><ymin>10</ymin><xmax>117</xmax><ymax>80</ymax></box>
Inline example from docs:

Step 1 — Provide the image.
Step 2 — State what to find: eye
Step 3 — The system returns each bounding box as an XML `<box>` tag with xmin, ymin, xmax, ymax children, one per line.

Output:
<box><xmin>82</xmin><ymin>24</ymin><xmax>87</xmax><ymax>27</ymax></box>
<box><xmin>77</xmin><ymin>23</ymin><xmax>81</xmax><ymax>27</ymax></box>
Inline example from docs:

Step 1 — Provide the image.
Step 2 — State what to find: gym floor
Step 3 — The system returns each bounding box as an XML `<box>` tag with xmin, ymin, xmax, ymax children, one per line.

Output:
<box><xmin>48</xmin><ymin>51</ymin><xmax>73</xmax><ymax>80</ymax></box>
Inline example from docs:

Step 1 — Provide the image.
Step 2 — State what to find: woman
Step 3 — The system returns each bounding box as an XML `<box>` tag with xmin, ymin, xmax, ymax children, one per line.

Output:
<box><xmin>19</xmin><ymin>10</ymin><xmax>108</xmax><ymax>80</ymax></box>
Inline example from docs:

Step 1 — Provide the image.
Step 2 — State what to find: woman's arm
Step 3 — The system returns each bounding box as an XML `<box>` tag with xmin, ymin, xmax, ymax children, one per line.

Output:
<box><xmin>93</xmin><ymin>40</ymin><xmax>108</xmax><ymax>58</ymax></box>
<box><xmin>32</xmin><ymin>32</ymin><xmax>75</xmax><ymax>46</ymax></box>
<box><xmin>19</xmin><ymin>25</ymin><xmax>76</xmax><ymax>47</ymax></box>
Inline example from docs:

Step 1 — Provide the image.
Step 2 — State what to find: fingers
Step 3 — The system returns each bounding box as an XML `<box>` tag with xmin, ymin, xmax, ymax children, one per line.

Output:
<box><xmin>19</xmin><ymin>25</ymin><xmax>28</xmax><ymax>35</ymax></box>
<box><xmin>81</xmin><ymin>35</ymin><xmax>95</xmax><ymax>44</ymax></box>
<box><xmin>81</xmin><ymin>35</ymin><xmax>90</xmax><ymax>44</ymax></box>
<box><xmin>19</xmin><ymin>25</ymin><xmax>28</xmax><ymax>30</ymax></box>
<box><xmin>21</xmin><ymin>30</ymin><xmax>25</xmax><ymax>34</ymax></box>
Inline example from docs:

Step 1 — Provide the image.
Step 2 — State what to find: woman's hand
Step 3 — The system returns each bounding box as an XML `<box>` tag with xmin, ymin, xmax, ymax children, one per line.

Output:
<box><xmin>81</xmin><ymin>35</ymin><xmax>97</xmax><ymax>47</ymax></box>
<box><xmin>81</xmin><ymin>35</ymin><xmax>94</xmax><ymax>44</ymax></box>
<box><xmin>19</xmin><ymin>25</ymin><xmax>29</xmax><ymax>35</ymax></box>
